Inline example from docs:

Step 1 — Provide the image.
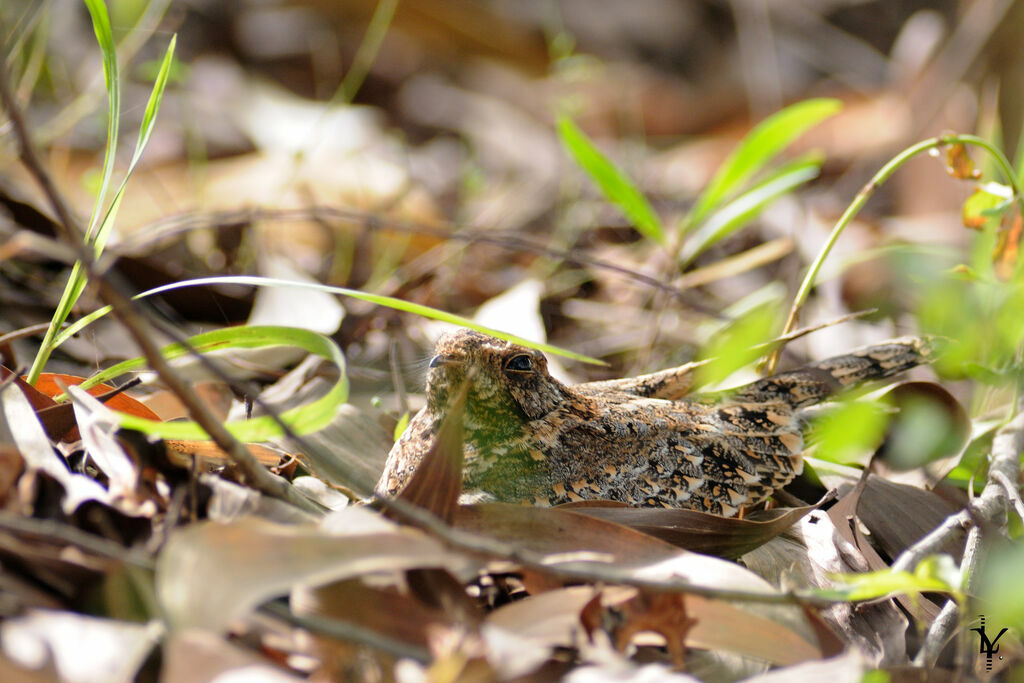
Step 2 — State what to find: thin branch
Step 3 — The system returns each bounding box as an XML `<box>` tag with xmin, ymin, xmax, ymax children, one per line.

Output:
<box><xmin>0</xmin><ymin>50</ymin><xmax>320</xmax><ymax>515</ymax></box>
<box><xmin>905</xmin><ymin>407</ymin><xmax>1024</xmax><ymax>666</ymax></box>
<box><xmin>991</xmin><ymin>470</ymin><xmax>1024</xmax><ymax>524</ymax></box>
<box><xmin>0</xmin><ymin>511</ymin><xmax>154</xmax><ymax>570</ymax></box>
<box><xmin>261</xmin><ymin>599</ymin><xmax>431</xmax><ymax>663</ymax></box>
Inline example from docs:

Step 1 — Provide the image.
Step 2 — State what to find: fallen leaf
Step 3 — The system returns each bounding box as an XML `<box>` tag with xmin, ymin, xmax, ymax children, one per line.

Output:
<box><xmin>155</xmin><ymin>509</ymin><xmax>477</xmax><ymax>632</ymax></box>
<box><xmin>0</xmin><ymin>609</ymin><xmax>163</xmax><ymax>683</ymax></box>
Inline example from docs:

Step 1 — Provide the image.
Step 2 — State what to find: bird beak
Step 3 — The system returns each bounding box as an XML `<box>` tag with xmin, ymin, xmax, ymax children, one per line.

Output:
<box><xmin>429</xmin><ymin>354</ymin><xmax>461</xmax><ymax>368</ymax></box>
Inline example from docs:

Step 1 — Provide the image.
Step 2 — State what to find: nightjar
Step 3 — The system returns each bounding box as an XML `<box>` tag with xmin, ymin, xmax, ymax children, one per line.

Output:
<box><xmin>377</xmin><ymin>329</ymin><xmax>933</xmax><ymax>517</ymax></box>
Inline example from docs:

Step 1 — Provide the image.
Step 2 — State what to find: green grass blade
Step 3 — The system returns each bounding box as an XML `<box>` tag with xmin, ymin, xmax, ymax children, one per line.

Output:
<box><xmin>337</xmin><ymin>0</ymin><xmax>398</xmax><ymax>103</ymax></box>
<box><xmin>82</xmin><ymin>0</ymin><xmax>120</xmax><ymax>242</ymax></box>
<box><xmin>81</xmin><ymin>326</ymin><xmax>348</xmax><ymax>441</ymax></box>
<box><xmin>27</xmin><ymin>0</ymin><xmax>120</xmax><ymax>385</ymax></box>
<box><xmin>91</xmin><ymin>34</ymin><xmax>176</xmax><ymax>257</ymax></box>
<box><xmin>687</xmin><ymin>98</ymin><xmax>841</xmax><ymax>229</ymax></box>
<box><xmin>55</xmin><ymin>276</ymin><xmax>606</xmax><ymax>365</ymax></box>
<box><xmin>557</xmin><ymin>115</ymin><xmax>665</xmax><ymax>245</ymax></box>
<box><xmin>680</xmin><ymin>154</ymin><xmax>822</xmax><ymax>264</ymax></box>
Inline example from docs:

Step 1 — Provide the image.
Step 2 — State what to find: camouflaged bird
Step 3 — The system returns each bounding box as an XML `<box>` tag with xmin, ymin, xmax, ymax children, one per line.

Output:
<box><xmin>377</xmin><ymin>329</ymin><xmax>934</xmax><ymax>517</ymax></box>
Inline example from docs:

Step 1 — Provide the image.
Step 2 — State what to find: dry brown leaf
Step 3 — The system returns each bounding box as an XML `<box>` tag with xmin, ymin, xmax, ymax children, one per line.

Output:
<box><xmin>390</xmin><ymin>387</ymin><xmax>466</xmax><ymax>525</ymax></box>
<box><xmin>155</xmin><ymin>510</ymin><xmax>477</xmax><ymax>632</ymax></box>
<box><xmin>293</xmin><ymin>578</ymin><xmax>452</xmax><ymax>649</ymax></box>
<box><xmin>944</xmin><ymin>142</ymin><xmax>981</xmax><ymax>180</ymax></box>
<box><xmin>561</xmin><ymin>500</ymin><xmax>819</xmax><ymax>558</ymax></box>
<box><xmin>994</xmin><ymin>210</ymin><xmax>1023</xmax><ymax>280</ymax></box>
<box><xmin>598</xmin><ymin>590</ymin><xmax>822</xmax><ymax>668</ymax></box>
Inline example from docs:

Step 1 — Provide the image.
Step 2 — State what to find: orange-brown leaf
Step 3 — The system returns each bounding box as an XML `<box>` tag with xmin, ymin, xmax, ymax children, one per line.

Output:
<box><xmin>945</xmin><ymin>142</ymin><xmax>981</xmax><ymax>180</ymax></box>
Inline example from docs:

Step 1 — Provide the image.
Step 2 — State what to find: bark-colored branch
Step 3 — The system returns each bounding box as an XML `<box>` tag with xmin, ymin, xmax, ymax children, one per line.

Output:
<box><xmin>907</xmin><ymin>407</ymin><xmax>1024</xmax><ymax>666</ymax></box>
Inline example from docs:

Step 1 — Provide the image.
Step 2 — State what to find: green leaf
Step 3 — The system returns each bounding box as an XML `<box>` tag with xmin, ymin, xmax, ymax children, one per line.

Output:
<box><xmin>80</xmin><ymin>326</ymin><xmax>348</xmax><ymax>442</ymax></box>
<box><xmin>818</xmin><ymin>555</ymin><xmax>962</xmax><ymax>602</ymax></box>
<box><xmin>91</xmin><ymin>34</ymin><xmax>177</xmax><ymax>257</ymax></box>
<box><xmin>696</xmin><ymin>301</ymin><xmax>780</xmax><ymax>387</ymax></box>
<box><xmin>808</xmin><ymin>400</ymin><xmax>890</xmax><ymax>466</ymax></box>
<box><xmin>680</xmin><ymin>154</ymin><xmax>822</xmax><ymax>264</ymax></box>
<box><xmin>82</xmin><ymin>0</ymin><xmax>119</xmax><ymax>242</ymax></box>
<box><xmin>27</xmin><ymin>0</ymin><xmax>123</xmax><ymax>385</ymax></box>
<box><xmin>55</xmin><ymin>275</ymin><xmax>607</xmax><ymax>365</ymax></box>
<box><xmin>962</xmin><ymin>183</ymin><xmax>1011</xmax><ymax>230</ymax></box>
<box><xmin>688</xmin><ymin>98</ymin><xmax>842</xmax><ymax>228</ymax></box>
<box><xmin>557</xmin><ymin>115</ymin><xmax>665</xmax><ymax>244</ymax></box>
<box><xmin>393</xmin><ymin>412</ymin><xmax>410</xmax><ymax>442</ymax></box>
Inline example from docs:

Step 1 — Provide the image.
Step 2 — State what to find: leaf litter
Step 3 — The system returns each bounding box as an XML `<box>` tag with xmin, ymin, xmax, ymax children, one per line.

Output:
<box><xmin>0</xmin><ymin>2</ymin><xmax>1019</xmax><ymax>680</ymax></box>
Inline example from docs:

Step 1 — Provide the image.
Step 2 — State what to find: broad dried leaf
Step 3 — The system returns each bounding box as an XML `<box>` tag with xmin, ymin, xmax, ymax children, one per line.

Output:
<box><xmin>391</xmin><ymin>388</ymin><xmax>466</xmax><ymax>524</ymax></box>
<box><xmin>612</xmin><ymin>593</ymin><xmax>697</xmax><ymax>667</ymax></box>
<box><xmin>31</xmin><ymin>373</ymin><xmax>161</xmax><ymax>442</ymax></box>
<box><xmin>155</xmin><ymin>509</ymin><xmax>475</xmax><ymax>631</ymax></box>
<box><xmin>856</xmin><ymin>476</ymin><xmax>964</xmax><ymax>563</ymax></box>
<box><xmin>608</xmin><ymin>592</ymin><xmax>822</xmax><ymax>667</ymax></box>
<box><xmin>163</xmin><ymin>439</ymin><xmax>293</xmax><ymax>471</ymax></box>
<box><xmin>454</xmin><ymin>502</ymin><xmax>788</xmax><ymax>606</ymax></box>
<box><xmin>293</xmin><ymin>578</ymin><xmax>450</xmax><ymax>650</ymax></box>
<box><xmin>68</xmin><ymin>387</ymin><xmax>153</xmax><ymax>516</ymax></box>
<box><xmin>562</xmin><ymin>501</ymin><xmax>819</xmax><ymax>558</ymax></box>
<box><xmin>161</xmin><ymin>629</ymin><xmax>303</xmax><ymax>682</ymax></box>
<box><xmin>0</xmin><ymin>382</ymin><xmax>109</xmax><ymax>514</ymax></box>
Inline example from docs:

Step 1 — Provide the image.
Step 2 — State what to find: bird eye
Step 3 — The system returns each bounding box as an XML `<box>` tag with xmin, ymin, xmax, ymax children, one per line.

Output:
<box><xmin>504</xmin><ymin>353</ymin><xmax>534</xmax><ymax>372</ymax></box>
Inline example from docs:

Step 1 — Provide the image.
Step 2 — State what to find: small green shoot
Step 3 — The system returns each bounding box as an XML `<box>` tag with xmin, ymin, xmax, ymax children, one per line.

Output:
<box><xmin>557</xmin><ymin>114</ymin><xmax>665</xmax><ymax>245</ymax></box>
<box><xmin>686</xmin><ymin>98</ymin><xmax>841</xmax><ymax>229</ymax></box>
<box><xmin>27</xmin><ymin>1</ymin><xmax>177</xmax><ymax>385</ymax></box>
<box><xmin>393</xmin><ymin>412</ymin><xmax>410</xmax><ymax>442</ymax></box>
<box><xmin>680</xmin><ymin>153</ymin><xmax>823</xmax><ymax>264</ymax></box>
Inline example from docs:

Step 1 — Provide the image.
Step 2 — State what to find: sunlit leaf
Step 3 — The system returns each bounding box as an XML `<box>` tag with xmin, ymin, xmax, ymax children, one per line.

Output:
<box><xmin>962</xmin><ymin>185</ymin><xmax>1010</xmax><ymax>230</ymax></box>
<box><xmin>681</xmin><ymin>154</ymin><xmax>821</xmax><ymax>263</ymax></box>
<box><xmin>807</xmin><ymin>400</ymin><xmax>889</xmax><ymax>466</ymax></box>
<box><xmin>557</xmin><ymin>115</ymin><xmax>665</xmax><ymax>245</ymax></box>
<box><xmin>80</xmin><ymin>325</ymin><xmax>348</xmax><ymax>442</ymax></box>
<box><xmin>156</xmin><ymin>511</ymin><xmax>474</xmax><ymax>631</ymax></box>
<box><xmin>695</xmin><ymin>301</ymin><xmax>780</xmax><ymax>387</ymax></box>
<box><xmin>393</xmin><ymin>412</ymin><xmax>410</xmax><ymax>442</ymax></box>
<box><xmin>687</xmin><ymin>98</ymin><xmax>841</xmax><ymax>228</ymax></box>
<box><xmin>819</xmin><ymin>555</ymin><xmax>962</xmax><ymax>602</ymax></box>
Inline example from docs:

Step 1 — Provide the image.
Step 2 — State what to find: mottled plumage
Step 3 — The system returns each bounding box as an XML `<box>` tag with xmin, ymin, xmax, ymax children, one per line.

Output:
<box><xmin>377</xmin><ymin>329</ymin><xmax>933</xmax><ymax>516</ymax></box>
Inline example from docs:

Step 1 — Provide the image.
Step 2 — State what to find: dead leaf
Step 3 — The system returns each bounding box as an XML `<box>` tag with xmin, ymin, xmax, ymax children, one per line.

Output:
<box><xmin>0</xmin><ymin>382</ymin><xmax>110</xmax><ymax>514</ymax></box>
<box><xmin>560</xmin><ymin>500</ymin><xmax>819</xmax><ymax>558</ymax></box>
<box><xmin>0</xmin><ymin>609</ymin><xmax>162</xmax><ymax>683</ymax></box>
<box><xmin>612</xmin><ymin>593</ymin><xmax>697</xmax><ymax>667</ymax></box>
<box><xmin>944</xmin><ymin>142</ymin><xmax>981</xmax><ymax>180</ymax></box>
<box><xmin>155</xmin><ymin>509</ymin><xmax>477</xmax><ymax>632</ymax></box>
<box><xmin>994</xmin><ymin>210</ymin><xmax>1023</xmax><ymax>280</ymax></box>
<box><xmin>390</xmin><ymin>386</ymin><xmax>466</xmax><ymax>525</ymax></box>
